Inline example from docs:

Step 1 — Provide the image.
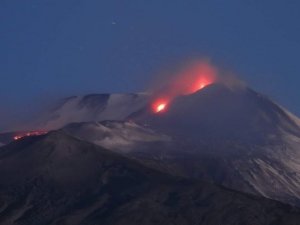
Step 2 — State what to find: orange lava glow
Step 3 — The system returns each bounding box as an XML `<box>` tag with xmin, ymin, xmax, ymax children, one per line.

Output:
<box><xmin>156</xmin><ymin>103</ymin><xmax>166</xmax><ymax>112</ymax></box>
<box><xmin>188</xmin><ymin>76</ymin><xmax>214</xmax><ymax>94</ymax></box>
<box><xmin>14</xmin><ymin>131</ymin><xmax>48</xmax><ymax>141</ymax></box>
<box><xmin>151</xmin><ymin>61</ymin><xmax>217</xmax><ymax>114</ymax></box>
<box><xmin>170</xmin><ymin>62</ymin><xmax>217</xmax><ymax>95</ymax></box>
<box><xmin>152</xmin><ymin>99</ymin><xmax>168</xmax><ymax>113</ymax></box>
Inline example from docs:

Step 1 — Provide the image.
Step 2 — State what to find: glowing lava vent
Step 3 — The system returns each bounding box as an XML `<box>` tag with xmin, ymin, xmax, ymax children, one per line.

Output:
<box><xmin>152</xmin><ymin>100</ymin><xmax>168</xmax><ymax>113</ymax></box>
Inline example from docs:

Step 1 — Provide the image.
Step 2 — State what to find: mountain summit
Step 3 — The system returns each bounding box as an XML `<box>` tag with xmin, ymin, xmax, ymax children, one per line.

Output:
<box><xmin>56</xmin><ymin>83</ymin><xmax>300</xmax><ymax>206</ymax></box>
<box><xmin>2</xmin><ymin>81</ymin><xmax>300</xmax><ymax>224</ymax></box>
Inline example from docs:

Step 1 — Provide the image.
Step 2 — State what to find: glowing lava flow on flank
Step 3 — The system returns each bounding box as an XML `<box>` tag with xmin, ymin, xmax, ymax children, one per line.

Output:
<box><xmin>14</xmin><ymin>131</ymin><xmax>48</xmax><ymax>140</ymax></box>
<box><xmin>152</xmin><ymin>61</ymin><xmax>217</xmax><ymax>114</ymax></box>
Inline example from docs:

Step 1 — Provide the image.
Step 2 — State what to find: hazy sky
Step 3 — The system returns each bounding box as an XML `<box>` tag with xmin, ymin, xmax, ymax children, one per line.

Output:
<box><xmin>1</xmin><ymin>0</ymin><xmax>300</xmax><ymax>129</ymax></box>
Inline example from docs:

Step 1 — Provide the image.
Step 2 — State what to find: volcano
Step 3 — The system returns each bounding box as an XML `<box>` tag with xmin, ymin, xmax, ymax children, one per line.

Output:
<box><xmin>56</xmin><ymin>82</ymin><xmax>300</xmax><ymax>206</ymax></box>
<box><xmin>2</xmin><ymin>81</ymin><xmax>300</xmax><ymax>223</ymax></box>
<box><xmin>134</xmin><ymin>83</ymin><xmax>300</xmax><ymax>205</ymax></box>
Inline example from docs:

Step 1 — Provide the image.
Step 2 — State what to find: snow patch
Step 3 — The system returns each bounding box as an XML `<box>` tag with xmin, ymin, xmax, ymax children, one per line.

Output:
<box><xmin>64</xmin><ymin>121</ymin><xmax>171</xmax><ymax>153</ymax></box>
<box><xmin>36</xmin><ymin>93</ymin><xmax>149</xmax><ymax>130</ymax></box>
<box><xmin>278</xmin><ymin>105</ymin><xmax>300</xmax><ymax>127</ymax></box>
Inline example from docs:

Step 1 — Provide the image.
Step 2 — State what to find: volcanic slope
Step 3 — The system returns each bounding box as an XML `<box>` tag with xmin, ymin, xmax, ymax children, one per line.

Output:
<box><xmin>131</xmin><ymin>82</ymin><xmax>300</xmax><ymax>205</ymax></box>
<box><xmin>62</xmin><ymin>83</ymin><xmax>300</xmax><ymax>206</ymax></box>
<box><xmin>34</xmin><ymin>93</ymin><xmax>149</xmax><ymax>131</ymax></box>
<box><xmin>0</xmin><ymin>131</ymin><xmax>300</xmax><ymax>225</ymax></box>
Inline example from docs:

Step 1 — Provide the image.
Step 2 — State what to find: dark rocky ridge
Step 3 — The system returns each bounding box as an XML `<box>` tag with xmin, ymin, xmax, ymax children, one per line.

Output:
<box><xmin>0</xmin><ymin>131</ymin><xmax>300</xmax><ymax>225</ymax></box>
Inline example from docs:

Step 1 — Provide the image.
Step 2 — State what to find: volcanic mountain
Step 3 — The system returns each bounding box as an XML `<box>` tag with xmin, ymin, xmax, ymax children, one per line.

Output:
<box><xmin>34</xmin><ymin>93</ymin><xmax>149</xmax><ymax>131</ymax></box>
<box><xmin>0</xmin><ymin>131</ymin><xmax>300</xmax><ymax>225</ymax></box>
<box><xmin>2</xmin><ymin>80</ymin><xmax>300</xmax><ymax>222</ymax></box>
<box><xmin>60</xmin><ymin>82</ymin><xmax>300</xmax><ymax>206</ymax></box>
<box><xmin>133</xmin><ymin>83</ymin><xmax>300</xmax><ymax>205</ymax></box>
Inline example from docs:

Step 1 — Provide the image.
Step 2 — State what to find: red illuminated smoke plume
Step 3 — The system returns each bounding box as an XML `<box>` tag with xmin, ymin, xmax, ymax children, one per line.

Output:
<box><xmin>152</xmin><ymin>61</ymin><xmax>217</xmax><ymax>113</ymax></box>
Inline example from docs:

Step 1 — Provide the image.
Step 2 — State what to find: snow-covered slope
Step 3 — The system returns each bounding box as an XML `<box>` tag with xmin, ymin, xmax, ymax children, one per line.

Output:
<box><xmin>5</xmin><ymin>83</ymin><xmax>300</xmax><ymax>206</ymax></box>
<box><xmin>63</xmin><ymin>121</ymin><xmax>171</xmax><ymax>153</ymax></box>
<box><xmin>129</xmin><ymin>83</ymin><xmax>300</xmax><ymax>205</ymax></box>
<box><xmin>61</xmin><ymin>83</ymin><xmax>300</xmax><ymax>206</ymax></box>
<box><xmin>35</xmin><ymin>93</ymin><xmax>149</xmax><ymax>130</ymax></box>
<box><xmin>1</xmin><ymin>131</ymin><xmax>300</xmax><ymax>225</ymax></box>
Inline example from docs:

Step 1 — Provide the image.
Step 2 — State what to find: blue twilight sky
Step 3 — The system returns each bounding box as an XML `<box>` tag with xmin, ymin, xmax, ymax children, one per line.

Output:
<box><xmin>1</xmin><ymin>0</ymin><xmax>300</xmax><ymax>129</ymax></box>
